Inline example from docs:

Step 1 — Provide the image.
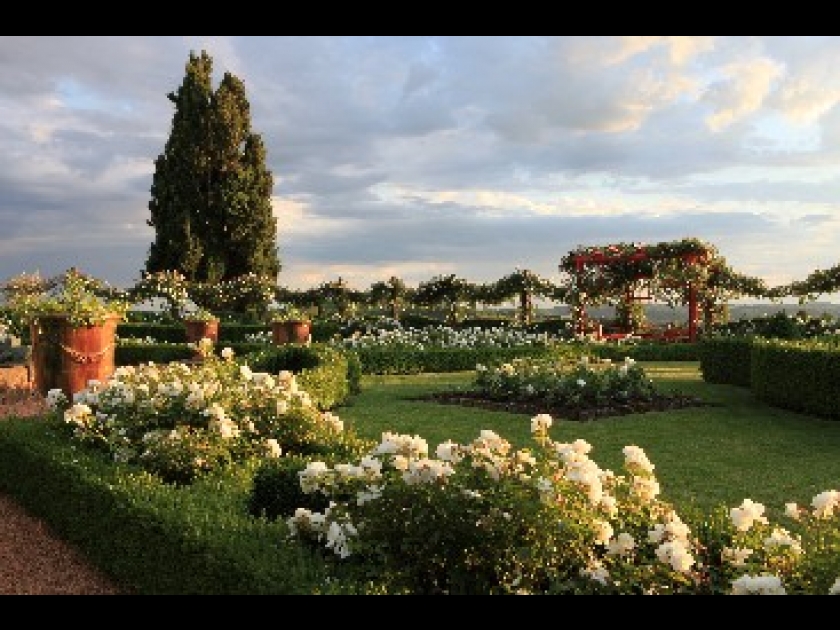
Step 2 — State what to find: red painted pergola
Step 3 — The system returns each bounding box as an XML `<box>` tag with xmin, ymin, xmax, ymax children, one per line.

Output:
<box><xmin>566</xmin><ymin>246</ymin><xmax>709</xmax><ymax>342</ymax></box>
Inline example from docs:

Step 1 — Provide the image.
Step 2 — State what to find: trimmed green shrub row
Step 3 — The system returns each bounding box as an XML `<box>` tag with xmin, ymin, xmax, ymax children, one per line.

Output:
<box><xmin>116</xmin><ymin>343</ymin><xmax>194</xmax><ymax>365</ymax></box>
<box><xmin>587</xmin><ymin>341</ymin><xmax>700</xmax><ymax>363</ymax></box>
<box><xmin>699</xmin><ymin>335</ymin><xmax>840</xmax><ymax>421</ymax></box>
<box><xmin>697</xmin><ymin>338</ymin><xmax>754</xmax><ymax>387</ymax></box>
<box><xmin>245</xmin><ymin>344</ymin><xmax>361</xmax><ymax>410</ymax></box>
<box><xmin>751</xmin><ymin>339</ymin><xmax>840</xmax><ymax>420</ymax></box>
<box><xmin>0</xmin><ymin>420</ymin><xmax>322</xmax><ymax>594</ymax></box>
<box><xmin>351</xmin><ymin>344</ymin><xmax>580</xmax><ymax>375</ymax></box>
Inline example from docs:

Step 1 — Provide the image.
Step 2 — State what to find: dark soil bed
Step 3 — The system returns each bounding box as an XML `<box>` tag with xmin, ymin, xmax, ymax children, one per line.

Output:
<box><xmin>413</xmin><ymin>390</ymin><xmax>715</xmax><ymax>422</ymax></box>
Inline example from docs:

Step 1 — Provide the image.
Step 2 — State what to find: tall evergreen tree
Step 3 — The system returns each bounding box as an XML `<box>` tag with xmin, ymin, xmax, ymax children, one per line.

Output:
<box><xmin>145</xmin><ymin>50</ymin><xmax>280</xmax><ymax>286</ymax></box>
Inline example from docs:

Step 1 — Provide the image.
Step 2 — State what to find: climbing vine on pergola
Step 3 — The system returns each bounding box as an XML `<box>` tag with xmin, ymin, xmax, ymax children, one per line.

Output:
<box><xmin>558</xmin><ymin>237</ymin><xmax>770</xmax><ymax>340</ymax></box>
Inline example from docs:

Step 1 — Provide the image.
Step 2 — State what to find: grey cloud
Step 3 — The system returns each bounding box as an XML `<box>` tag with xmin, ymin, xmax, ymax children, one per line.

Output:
<box><xmin>1</xmin><ymin>36</ymin><xmax>839</xmax><ymax>297</ymax></box>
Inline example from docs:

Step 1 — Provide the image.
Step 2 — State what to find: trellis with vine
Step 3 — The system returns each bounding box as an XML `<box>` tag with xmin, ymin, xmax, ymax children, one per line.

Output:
<box><xmin>558</xmin><ymin>238</ymin><xmax>771</xmax><ymax>338</ymax></box>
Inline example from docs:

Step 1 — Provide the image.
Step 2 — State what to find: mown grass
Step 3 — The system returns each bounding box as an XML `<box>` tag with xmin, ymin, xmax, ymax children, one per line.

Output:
<box><xmin>336</xmin><ymin>362</ymin><xmax>840</xmax><ymax>518</ymax></box>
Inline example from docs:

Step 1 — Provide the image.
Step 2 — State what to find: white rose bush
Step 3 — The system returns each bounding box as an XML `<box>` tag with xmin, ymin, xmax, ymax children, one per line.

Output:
<box><xmin>473</xmin><ymin>355</ymin><xmax>658</xmax><ymax>413</ymax></box>
<box><xmin>44</xmin><ymin>346</ymin><xmax>372</xmax><ymax>485</ymax></box>
<box><xmin>287</xmin><ymin>416</ymin><xmax>840</xmax><ymax>595</ymax></box>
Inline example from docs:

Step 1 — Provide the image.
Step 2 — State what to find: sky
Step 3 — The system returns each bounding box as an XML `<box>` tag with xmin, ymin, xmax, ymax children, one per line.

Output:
<box><xmin>3</xmin><ymin>35</ymin><xmax>840</xmax><ymax>301</ymax></box>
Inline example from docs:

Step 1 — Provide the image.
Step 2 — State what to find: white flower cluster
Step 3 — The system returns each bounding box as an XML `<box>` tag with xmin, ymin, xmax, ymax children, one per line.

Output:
<box><xmin>47</xmin><ymin>355</ymin><xmax>342</xmax><ymax>476</ymax></box>
<box><xmin>334</xmin><ymin>324</ymin><xmax>558</xmax><ymax>350</ymax></box>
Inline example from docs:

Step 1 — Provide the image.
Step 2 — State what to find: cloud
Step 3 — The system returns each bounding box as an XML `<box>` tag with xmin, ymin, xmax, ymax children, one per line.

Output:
<box><xmin>703</xmin><ymin>58</ymin><xmax>784</xmax><ymax>131</ymax></box>
<box><xmin>1</xmin><ymin>36</ymin><xmax>840</xmax><ymax>302</ymax></box>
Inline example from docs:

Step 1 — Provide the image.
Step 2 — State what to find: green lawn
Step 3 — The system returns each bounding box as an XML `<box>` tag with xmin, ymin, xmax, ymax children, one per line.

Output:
<box><xmin>335</xmin><ymin>362</ymin><xmax>840</xmax><ymax>517</ymax></box>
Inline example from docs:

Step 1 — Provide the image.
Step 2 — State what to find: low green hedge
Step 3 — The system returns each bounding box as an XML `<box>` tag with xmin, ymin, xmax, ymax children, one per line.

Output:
<box><xmin>117</xmin><ymin>323</ymin><xmax>273</xmax><ymax>344</ymax></box>
<box><xmin>751</xmin><ymin>339</ymin><xmax>840</xmax><ymax>421</ymax></box>
<box><xmin>351</xmin><ymin>344</ymin><xmax>580</xmax><ymax>375</ymax></box>
<box><xmin>116</xmin><ymin>343</ymin><xmax>195</xmax><ymax>365</ymax></box>
<box><xmin>245</xmin><ymin>344</ymin><xmax>360</xmax><ymax>410</ymax></box>
<box><xmin>117</xmin><ymin>323</ymin><xmax>188</xmax><ymax>343</ymax></box>
<box><xmin>697</xmin><ymin>337</ymin><xmax>754</xmax><ymax>387</ymax></box>
<box><xmin>699</xmin><ymin>335</ymin><xmax>840</xmax><ymax>421</ymax></box>
<box><xmin>0</xmin><ymin>419</ymin><xmax>324</xmax><ymax>594</ymax></box>
<box><xmin>587</xmin><ymin>341</ymin><xmax>700</xmax><ymax>363</ymax></box>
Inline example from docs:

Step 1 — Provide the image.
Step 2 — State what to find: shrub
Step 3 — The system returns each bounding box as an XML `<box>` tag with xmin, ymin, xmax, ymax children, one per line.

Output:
<box><xmin>750</xmin><ymin>339</ymin><xmax>840</xmax><ymax>420</ymax></box>
<box><xmin>249</xmin><ymin>454</ymin><xmax>332</xmax><ymax>521</ymax></box>
<box><xmin>44</xmin><ymin>350</ymin><xmax>366</xmax><ymax>485</ymax></box>
<box><xmin>698</xmin><ymin>337</ymin><xmax>754</xmax><ymax>387</ymax></box>
<box><xmin>287</xmin><ymin>420</ymin><xmax>840</xmax><ymax>595</ymax></box>
<box><xmin>245</xmin><ymin>344</ymin><xmax>358</xmax><ymax>410</ymax></box>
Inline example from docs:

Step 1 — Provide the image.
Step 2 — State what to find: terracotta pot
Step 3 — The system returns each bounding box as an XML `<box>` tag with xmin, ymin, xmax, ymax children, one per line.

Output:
<box><xmin>184</xmin><ymin>320</ymin><xmax>220</xmax><ymax>345</ymax></box>
<box><xmin>30</xmin><ymin>314</ymin><xmax>120</xmax><ymax>399</ymax></box>
<box><xmin>271</xmin><ymin>320</ymin><xmax>311</xmax><ymax>345</ymax></box>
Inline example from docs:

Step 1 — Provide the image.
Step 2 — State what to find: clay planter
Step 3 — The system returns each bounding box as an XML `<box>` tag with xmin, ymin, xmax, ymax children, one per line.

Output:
<box><xmin>271</xmin><ymin>320</ymin><xmax>311</xmax><ymax>345</ymax></box>
<box><xmin>184</xmin><ymin>319</ymin><xmax>220</xmax><ymax>345</ymax></box>
<box><xmin>30</xmin><ymin>314</ymin><xmax>120</xmax><ymax>399</ymax></box>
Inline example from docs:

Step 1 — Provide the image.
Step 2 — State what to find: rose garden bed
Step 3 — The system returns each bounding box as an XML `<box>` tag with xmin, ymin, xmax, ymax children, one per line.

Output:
<box><xmin>415</xmin><ymin>389</ymin><xmax>714</xmax><ymax>421</ymax></box>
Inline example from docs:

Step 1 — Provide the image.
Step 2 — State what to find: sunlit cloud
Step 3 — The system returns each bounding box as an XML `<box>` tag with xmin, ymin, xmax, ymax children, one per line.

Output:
<box><xmin>1</xmin><ymin>36</ymin><xmax>840</xmax><ymax>301</ymax></box>
<box><xmin>704</xmin><ymin>58</ymin><xmax>784</xmax><ymax>131</ymax></box>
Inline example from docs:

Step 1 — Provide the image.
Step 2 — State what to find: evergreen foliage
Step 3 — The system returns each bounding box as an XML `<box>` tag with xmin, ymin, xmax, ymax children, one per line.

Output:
<box><xmin>145</xmin><ymin>50</ymin><xmax>280</xmax><ymax>288</ymax></box>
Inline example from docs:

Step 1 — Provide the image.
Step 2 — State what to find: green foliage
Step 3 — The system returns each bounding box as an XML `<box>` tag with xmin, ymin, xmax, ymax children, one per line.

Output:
<box><xmin>287</xmin><ymin>424</ymin><xmax>839</xmax><ymax>595</ymax></box>
<box><xmin>135</xmin><ymin>426</ymin><xmax>236</xmax><ymax>486</ymax></box>
<box><xmin>268</xmin><ymin>304</ymin><xmax>311</xmax><ymax>322</ymax></box>
<box><xmin>145</xmin><ymin>50</ymin><xmax>280</xmax><ymax>301</ymax></box>
<box><xmin>414</xmin><ymin>274</ymin><xmax>477</xmax><ymax>324</ymax></box>
<box><xmin>698</xmin><ymin>337</ymin><xmax>754</xmax><ymax>387</ymax></box>
<box><xmin>763</xmin><ymin>312</ymin><xmax>802</xmax><ymax>340</ymax></box>
<box><xmin>2</xmin><ymin>364</ymin><xmax>840</xmax><ymax>594</ymax></box>
<box><xmin>249</xmin><ymin>454</ymin><xmax>331</xmax><ymax>521</ymax></box>
<box><xmin>587</xmin><ymin>341</ymin><xmax>700</xmax><ymax>362</ymax></box>
<box><xmin>245</xmin><ymin>344</ymin><xmax>359</xmax><ymax>410</ymax></box>
<box><xmin>351</xmin><ymin>344</ymin><xmax>577</xmax><ymax>376</ymax></box>
<box><xmin>2</xmin><ymin>268</ymin><xmax>130</xmax><ymax>328</ymax></box>
<box><xmin>0</xmin><ymin>421</ymin><xmax>326</xmax><ymax>594</ymax></box>
<box><xmin>367</xmin><ymin>277</ymin><xmax>412</xmax><ymax>320</ymax></box>
<box><xmin>481</xmin><ymin>269</ymin><xmax>557</xmax><ymax>326</ymax></box>
<box><xmin>45</xmin><ymin>351</ymin><xmax>366</xmax><ymax>485</ymax></box>
<box><xmin>751</xmin><ymin>338</ymin><xmax>840</xmax><ymax>420</ymax></box>
<box><xmin>115</xmin><ymin>343</ymin><xmax>195</xmax><ymax>367</ymax></box>
<box><xmin>474</xmin><ymin>356</ymin><xmax>659</xmax><ymax>413</ymax></box>
<box><xmin>117</xmin><ymin>322</ymin><xmax>271</xmax><ymax>345</ymax></box>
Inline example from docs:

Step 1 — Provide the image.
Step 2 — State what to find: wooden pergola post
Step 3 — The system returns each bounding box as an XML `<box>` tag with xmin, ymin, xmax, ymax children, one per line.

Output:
<box><xmin>688</xmin><ymin>283</ymin><xmax>698</xmax><ymax>342</ymax></box>
<box><xmin>573</xmin><ymin>257</ymin><xmax>587</xmax><ymax>336</ymax></box>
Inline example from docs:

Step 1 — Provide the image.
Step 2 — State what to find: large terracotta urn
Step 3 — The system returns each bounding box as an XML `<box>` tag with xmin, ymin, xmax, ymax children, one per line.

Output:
<box><xmin>30</xmin><ymin>314</ymin><xmax>120</xmax><ymax>399</ymax></box>
<box><xmin>184</xmin><ymin>319</ymin><xmax>220</xmax><ymax>345</ymax></box>
<box><xmin>271</xmin><ymin>320</ymin><xmax>311</xmax><ymax>345</ymax></box>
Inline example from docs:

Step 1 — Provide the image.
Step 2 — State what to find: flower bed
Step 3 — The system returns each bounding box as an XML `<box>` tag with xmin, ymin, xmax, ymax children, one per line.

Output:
<box><xmin>431</xmin><ymin>355</ymin><xmax>707</xmax><ymax>421</ymax></box>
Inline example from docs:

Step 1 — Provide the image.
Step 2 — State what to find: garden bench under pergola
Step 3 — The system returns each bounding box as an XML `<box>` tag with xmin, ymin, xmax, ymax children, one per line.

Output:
<box><xmin>560</xmin><ymin>239</ymin><xmax>715</xmax><ymax>343</ymax></box>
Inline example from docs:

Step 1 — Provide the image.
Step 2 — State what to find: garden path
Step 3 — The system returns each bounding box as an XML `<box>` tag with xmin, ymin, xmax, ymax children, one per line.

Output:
<box><xmin>0</xmin><ymin>390</ymin><xmax>124</xmax><ymax>595</ymax></box>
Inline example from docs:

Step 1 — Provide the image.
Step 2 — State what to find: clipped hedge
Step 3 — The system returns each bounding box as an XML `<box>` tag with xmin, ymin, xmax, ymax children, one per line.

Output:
<box><xmin>116</xmin><ymin>343</ymin><xmax>195</xmax><ymax>366</ymax></box>
<box><xmin>244</xmin><ymin>343</ymin><xmax>360</xmax><ymax>410</ymax></box>
<box><xmin>351</xmin><ymin>344</ymin><xmax>579</xmax><ymax>375</ymax></box>
<box><xmin>117</xmin><ymin>323</ymin><xmax>272</xmax><ymax>344</ymax></box>
<box><xmin>0</xmin><ymin>419</ymin><xmax>323</xmax><ymax>594</ymax></box>
<box><xmin>751</xmin><ymin>339</ymin><xmax>840</xmax><ymax>421</ymax></box>
<box><xmin>248</xmin><ymin>454</ymin><xmax>333</xmax><ymax>522</ymax></box>
<box><xmin>117</xmin><ymin>323</ymin><xmax>188</xmax><ymax>343</ymax></box>
<box><xmin>697</xmin><ymin>337</ymin><xmax>754</xmax><ymax>387</ymax></box>
<box><xmin>587</xmin><ymin>341</ymin><xmax>700</xmax><ymax>363</ymax></box>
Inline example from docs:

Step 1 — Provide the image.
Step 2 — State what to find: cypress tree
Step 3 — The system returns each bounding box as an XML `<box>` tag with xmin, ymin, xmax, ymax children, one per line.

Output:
<box><xmin>145</xmin><ymin>50</ymin><xmax>280</xmax><ymax>287</ymax></box>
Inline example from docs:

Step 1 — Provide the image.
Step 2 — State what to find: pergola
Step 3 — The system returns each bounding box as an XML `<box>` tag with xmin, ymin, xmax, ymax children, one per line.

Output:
<box><xmin>561</xmin><ymin>240</ymin><xmax>714</xmax><ymax>342</ymax></box>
